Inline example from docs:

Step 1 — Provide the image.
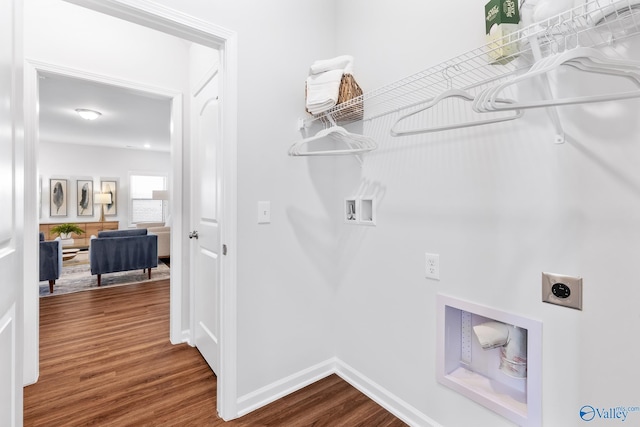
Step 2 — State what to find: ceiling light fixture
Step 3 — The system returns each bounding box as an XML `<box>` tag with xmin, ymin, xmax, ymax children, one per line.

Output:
<box><xmin>75</xmin><ymin>108</ymin><xmax>102</xmax><ymax>121</ymax></box>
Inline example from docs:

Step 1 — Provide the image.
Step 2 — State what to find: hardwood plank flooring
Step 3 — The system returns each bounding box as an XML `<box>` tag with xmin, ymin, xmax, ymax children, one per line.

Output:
<box><xmin>25</xmin><ymin>280</ymin><xmax>407</xmax><ymax>426</ymax></box>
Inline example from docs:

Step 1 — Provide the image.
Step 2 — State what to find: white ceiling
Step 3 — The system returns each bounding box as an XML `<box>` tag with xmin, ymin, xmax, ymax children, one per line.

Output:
<box><xmin>38</xmin><ymin>72</ymin><xmax>172</xmax><ymax>153</ymax></box>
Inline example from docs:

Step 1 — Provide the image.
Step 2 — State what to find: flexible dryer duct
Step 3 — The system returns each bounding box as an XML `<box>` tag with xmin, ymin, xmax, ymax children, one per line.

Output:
<box><xmin>473</xmin><ymin>321</ymin><xmax>527</xmax><ymax>378</ymax></box>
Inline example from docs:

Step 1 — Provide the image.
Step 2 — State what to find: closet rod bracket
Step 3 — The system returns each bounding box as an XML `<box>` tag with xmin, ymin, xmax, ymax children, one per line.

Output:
<box><xmin>528</xmin><ymin>35</ymin><xmax>567</xmax><ymax>145</ymax></box>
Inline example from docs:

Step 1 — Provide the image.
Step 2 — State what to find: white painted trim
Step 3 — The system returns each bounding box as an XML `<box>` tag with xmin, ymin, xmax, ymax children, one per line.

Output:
<box><xmin>234</xmin><ymin>357</ymin><xmax>440</xmax><ymax>426</ymax></box>
<box><xmin>192</xmin><ymin>66</ymin><xmax>219</xmax><ymax>98</ymax></box>
<box><xmin>180</xmin><ymin>328</ymin><xmax>192</xmax><ymax>345</ymax></box>
<box><xmin>64</xmin><ymin>0</ymin><xmax>234</xmax><ymax>47</ymax></box>
<box><xmin>168</xmin><ymin>94</ymin><xmax>184</xmax><ymax>346</ymax></box>
<box><xmin>217</xmin><ymin>30</ymin><xmax>239</xmax><ymax>421</ymax></box>
<box><xmin>0</xmin><ymin>305</ymin><xmax>17</xmax><ymax>426</ymax></box>
<box><xmin>335</xmin><ymin>360</ymin><xmax>443</xmax><ymax>427</ymax></box>
<box><xmin>236</xmin><ymin>358</ymin><xmax>337</xmax><ymax>417</ymax></box>
<box><xmin>63</xmin><ymin>0</ymin><xmax>240</xmax><ymax>420</ymax></box>
<box><xmin>22</xmin><ymin>61</ymin><xmax>40</xmax><ymax>387</ymax></box>
<box><xmin>25</xmin><ymin>60</ymin><xmax>182</xmax><ymax>100</ymax></box>
<box><xmin>10</xmin><ymin>2</ymin><xmax>26</xmax><ymax>422</ymax></box>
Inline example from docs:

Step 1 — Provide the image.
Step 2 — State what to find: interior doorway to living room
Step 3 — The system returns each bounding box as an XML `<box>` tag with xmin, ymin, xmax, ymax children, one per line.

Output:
<box><xmin>37</xmin><ymin>71</ymin><xmax>173</xmax><ymax>295</ymax></box>
<box><xmin>25</xmin><ymin>0</ymin><xmax>238</xmax><ymax>419</ymax></box>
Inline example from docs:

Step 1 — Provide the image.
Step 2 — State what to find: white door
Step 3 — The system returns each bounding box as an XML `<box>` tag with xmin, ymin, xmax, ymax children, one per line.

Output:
<box><xmin>0</xmin><ymin>0</ymin><xmax>23</xmax><ymax>425</ymax></box>
<box><xmin>191</xmin><ymin>66</ymin><xmax>222</xmax><ymax>375</ymax></box>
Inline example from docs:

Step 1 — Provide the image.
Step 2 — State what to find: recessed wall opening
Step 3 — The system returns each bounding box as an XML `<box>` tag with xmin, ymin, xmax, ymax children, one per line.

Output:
<box><xmin>436</xmin><ymin>294</ymin><xmax>542</xmax><ymax>427</ymax></box>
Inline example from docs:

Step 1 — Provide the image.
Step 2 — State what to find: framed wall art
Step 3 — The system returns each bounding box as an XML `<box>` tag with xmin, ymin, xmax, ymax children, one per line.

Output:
<box><xmin>50</xmin><ymin>178</ymin><xmax>68</xmax><ymax>217</ymax></box>
<box><xmin>77</xmin><ymin>180</ymin><xmax>94</xmax><ymax>216</ymax></box>
<box><xmin>100</xmin><ymin>180</ymin><xmax>118</xmax><ymax>216</ymax></box>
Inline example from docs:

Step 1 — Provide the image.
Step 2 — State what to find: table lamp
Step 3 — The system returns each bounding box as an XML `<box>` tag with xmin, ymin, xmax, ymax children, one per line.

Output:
<box><xmin>94</xmin><ymin>192</ymin><xmax>112</xmax><ymax>222</ymax></box>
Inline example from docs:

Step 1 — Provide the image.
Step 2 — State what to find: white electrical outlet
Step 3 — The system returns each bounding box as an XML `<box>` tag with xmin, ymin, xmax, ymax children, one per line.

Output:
<box><xmin>425</xmin><ymin>253</ymin><xmax>440</xmax><ymax>280</ymax></box>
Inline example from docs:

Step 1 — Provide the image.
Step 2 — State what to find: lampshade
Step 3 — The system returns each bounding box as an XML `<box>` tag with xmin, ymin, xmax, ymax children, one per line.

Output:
<box><xmin>152</xmin><ymin>190</ymin><xmax>169</xmax><ymax>200</ymax></box>
<box><xmin>75</xmin><ymin>108</ymin><xmax>102</xmax><ymax>120</ymax></box>
<box><xmin>94</xmin><ymin>193</ymin><xmax>112</xmax><ymax>204</ymax></box>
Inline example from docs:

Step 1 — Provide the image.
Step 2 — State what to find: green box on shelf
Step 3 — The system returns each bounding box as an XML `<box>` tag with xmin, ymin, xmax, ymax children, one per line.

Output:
<box><xmin>485</xmin><ymin>0</ymin><xmax>519</xmax><ymax>34</ymax></box>
<box><xmin>485</xmin><ymin>0</ymin><xmax>520</xmax><ymax>62</ymax></box>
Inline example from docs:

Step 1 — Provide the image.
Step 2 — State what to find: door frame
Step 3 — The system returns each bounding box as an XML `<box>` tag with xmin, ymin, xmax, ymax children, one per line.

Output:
<box><xmin>24</xmin><ymin>59</ymin><xmax>185</xmax><ymax>378</ymax></box>
<box><xmin>27</xmin><ymin>0</ymin><xmax>239</xmax><ymax>420</ymax></box>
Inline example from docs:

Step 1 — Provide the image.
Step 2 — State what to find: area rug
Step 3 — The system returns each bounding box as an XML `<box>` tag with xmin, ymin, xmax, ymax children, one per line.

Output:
<box><xmin>40</xmin><ymin>260</ymin><xmax>170</xmax><ymax>297</ymax></box>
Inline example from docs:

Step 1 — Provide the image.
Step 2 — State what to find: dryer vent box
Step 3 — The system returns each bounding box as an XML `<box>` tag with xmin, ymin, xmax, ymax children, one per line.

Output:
<box><xmin>436</xmin><ymin>294</ymin><xmax>542</xmax><ymax>427</ymax></box>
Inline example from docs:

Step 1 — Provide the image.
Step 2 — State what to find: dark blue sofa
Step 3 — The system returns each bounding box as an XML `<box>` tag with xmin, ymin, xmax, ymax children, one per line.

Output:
<box><xmin>89</xmin><ymin>229</ymin><xmax>158</xmax><ymax>286</ymax></box>
<box><xmin>39</xmin><ymin>232</ymin><xmax>63</xmax><ymax>293</ymax></box>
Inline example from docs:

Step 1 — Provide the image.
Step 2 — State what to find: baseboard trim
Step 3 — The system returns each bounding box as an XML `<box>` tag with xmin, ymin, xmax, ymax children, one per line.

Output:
<box><xmin>176</xmin><ymin>329</ymin><xmax>192</xmax><ymax>346</ymax></box>
<box><xmin>235</xmin><ymin>357</ymin><xmax>439</xmax><ymax>426</ymax></box>
<box><xmin>236</xmin><ymin>358</ymin><xmax>337</xmax><ymax>417</ymax></box>
<box><xmin>335</xmin><ymin>360</ymin><xmax>442</xmax><ymax>427</ymax></box>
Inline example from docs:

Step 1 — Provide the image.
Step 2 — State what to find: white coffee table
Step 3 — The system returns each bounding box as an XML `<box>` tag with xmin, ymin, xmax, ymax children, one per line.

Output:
<box><xmin>62</xmin><ymin>248</ymin><xmax>80</xmax><ymax>261</ymax></box>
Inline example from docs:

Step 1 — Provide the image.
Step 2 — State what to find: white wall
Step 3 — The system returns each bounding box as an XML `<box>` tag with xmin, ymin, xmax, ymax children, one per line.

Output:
<box><xmin>333</xmin><ymin>0</ymin><xmax>640</xmax><ymax>426</ymax></box>
<box><xmin>24</xmin><ymin>0</ymin><xmax>189</xmax><ymax>90</ymax></box>
<box><xmin>38</xmin><ymin>142</ymin><xmax>171</xmax><ymax>227</ymax></box>
<box><xmin>26</xmin><ymin>1</ymin><xmax>640</xmax><ymax>425</ymax></box>
<box><xmin>139</xmin><ymin>0</ymin><xmax>340</xmax><ymax>400</ymax></box>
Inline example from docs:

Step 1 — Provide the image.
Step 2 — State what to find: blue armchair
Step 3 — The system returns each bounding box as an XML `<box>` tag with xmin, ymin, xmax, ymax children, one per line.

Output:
<box><xmin>39</xmin><ymin>232</ymin><xmax>63</xmax><ymax>294</ymax></box>
<box><xmin>89</xmin><ymin>229</ymin><xmax>158</xmax><ymax>286</ymax></box>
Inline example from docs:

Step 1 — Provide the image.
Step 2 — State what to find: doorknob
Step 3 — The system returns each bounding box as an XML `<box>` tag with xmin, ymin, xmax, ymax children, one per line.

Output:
<box><xmin>189</xmin><ymin>230</ymin><xmax>199</xmax><ymax>239</ymax></box>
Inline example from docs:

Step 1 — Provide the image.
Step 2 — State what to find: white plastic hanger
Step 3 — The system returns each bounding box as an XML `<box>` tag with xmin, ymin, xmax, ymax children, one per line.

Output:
<box><xmin>474</xmin><ymin>58</ymin><xmax>640</xmax><ymax>112</ymax></box>
<box><xmin>563</xmin><ymin>59</ymin><xmax>640</xmax><ymax>84</ymax></box>
<box><xmin>288</xmin><ymin>125</ymin><xmax>377</xmax><ymax>156</ymax></box>
<box><xmin>390</xmin><ymin>88</ymin><xmax>523</xmax><ymax>137</ymax></box>
<box><xmin>479</xmin><ymin>45</ymin><xmax>640</xmax><ymax>100</ymax></box>
<box><xmin>473</xmin><ymin>46</ymin><xmax>640</xmax><ymax>111</ymax></box>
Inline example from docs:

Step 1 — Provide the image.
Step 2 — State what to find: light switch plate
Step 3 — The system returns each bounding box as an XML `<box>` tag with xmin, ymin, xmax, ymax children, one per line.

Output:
<box><xmin>542</xmin><ymin>272</ymin><xmax>582</xmax><ymax>310</ymax></box>
<box><xmin>258</xmin><ymin>201</ymin><xmax>271</xmax><ymax>224</ymax></box>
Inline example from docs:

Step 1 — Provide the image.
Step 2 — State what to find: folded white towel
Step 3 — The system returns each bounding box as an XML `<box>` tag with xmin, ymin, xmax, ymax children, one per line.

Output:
<box><xmin>310</xmin><ymin>55</ymin><xmax>354</xmax><ymax>75</ymax></box>
<box><xmin>306</xmin><ymin>69</ymin><xmax>344</xmax><ymax>114</ymax></box>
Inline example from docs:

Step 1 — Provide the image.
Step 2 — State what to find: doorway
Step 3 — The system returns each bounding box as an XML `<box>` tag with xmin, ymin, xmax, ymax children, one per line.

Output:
<box><xmin>24</xmin><ymin>0</ymin><xmax>239</xmax><ymax>420</ymax></box>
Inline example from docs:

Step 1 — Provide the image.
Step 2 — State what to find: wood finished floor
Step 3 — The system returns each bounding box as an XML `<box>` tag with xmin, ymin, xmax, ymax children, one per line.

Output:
<box><xmin>24</xmin><ymin>280</ymin><xmax>407</xmax><ymax>426</ymax></box>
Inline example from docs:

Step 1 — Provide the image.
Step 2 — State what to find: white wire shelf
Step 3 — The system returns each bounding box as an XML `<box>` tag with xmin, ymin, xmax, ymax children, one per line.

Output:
<box><xmin>304</xmin><ymin>0</ymin><xmax>640</xmax><ymax>127</ymax></box>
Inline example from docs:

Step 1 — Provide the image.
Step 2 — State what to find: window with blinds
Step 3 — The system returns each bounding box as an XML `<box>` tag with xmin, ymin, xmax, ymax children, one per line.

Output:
<box><xmin>130</xmin><ymin>174</ymin><xmax>166</xmax><ymax>224</ymax></box>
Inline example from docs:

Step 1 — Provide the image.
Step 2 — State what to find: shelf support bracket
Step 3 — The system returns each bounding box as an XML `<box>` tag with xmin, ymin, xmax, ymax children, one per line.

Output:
<box><xmin>528</xmin><ymin>36</ymin><xmax>566</xmax><ymax>144</ymax></box>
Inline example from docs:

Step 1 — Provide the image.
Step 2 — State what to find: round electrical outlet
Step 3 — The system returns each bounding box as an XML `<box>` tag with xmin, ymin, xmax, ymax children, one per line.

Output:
<box><xmin>551</xmin><ymin>283</ymin><xmax>571</xmax><ymax>299</ymax></box>
<box><xmin>542</xmin><ymin>272</ymin><xmax>582</xmax><ymax>310</ymax></box>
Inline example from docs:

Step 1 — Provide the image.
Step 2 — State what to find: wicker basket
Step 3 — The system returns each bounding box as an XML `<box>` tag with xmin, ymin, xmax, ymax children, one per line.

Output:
<box><xmin>306</xmin><ymin>73</ymin><xmax>364</xmax><ymax>123</ymax></box>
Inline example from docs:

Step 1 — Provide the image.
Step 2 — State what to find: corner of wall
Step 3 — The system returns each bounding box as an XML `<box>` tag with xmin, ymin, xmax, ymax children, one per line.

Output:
<box><xmin>335</xmin><ymin>359</ymin><xmax>442</xmax><ymax>427</ymax></box>
<box><xmin>236</xmin><ymin>358</ymin><xmax>337</xmax><ymax>418</ymax></box>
